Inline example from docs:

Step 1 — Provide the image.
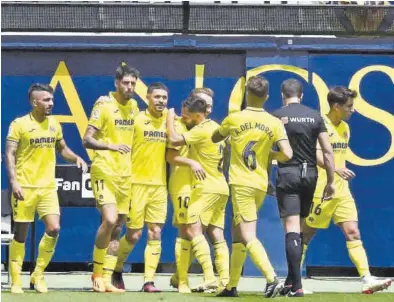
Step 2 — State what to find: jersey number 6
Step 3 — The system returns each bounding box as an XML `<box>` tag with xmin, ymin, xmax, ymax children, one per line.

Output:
<box><xmin>243</xmin><ymin>141</ymin><xmax>257</xmax><ymax>171</ymax></box>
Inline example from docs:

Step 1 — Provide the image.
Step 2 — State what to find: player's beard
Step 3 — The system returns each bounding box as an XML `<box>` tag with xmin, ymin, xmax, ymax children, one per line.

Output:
<box><xmin>44</xmin><ymin>107</ymin><xmax>52</xmax><ymax>116</ymax></box>
<box><xmin>122</xmin><ymin>90</ymin><xmax>133</xmax><ymax>100</ymax></box>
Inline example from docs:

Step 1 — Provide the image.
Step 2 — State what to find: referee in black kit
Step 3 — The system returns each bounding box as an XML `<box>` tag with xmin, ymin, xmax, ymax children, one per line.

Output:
<box><xmin>272</xmin><ymin>79</ymin><xmax>335</xmax><ymax>297</ymax></box>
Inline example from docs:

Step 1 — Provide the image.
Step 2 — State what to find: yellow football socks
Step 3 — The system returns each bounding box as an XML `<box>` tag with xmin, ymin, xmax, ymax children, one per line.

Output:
<box><xmin>246</xmin><ymin>239</ymin><xmax>275</xmax><ymax>283</ymax></box>
<box><xmin>144</xmin><ymin>240</ymin><xmax>162</xmax><ymax>283</ymax></box>
<box><xmin>347</xmin><ymin>240</ymin><xmax>370</xmax><ymax>277</ymax></box>
<box><xmin>178</xmin><ymin>238</ymin><xmax>192</xmax><ymax>284</ymax></box>
<box><xmin>191</xmin><ymin>235</ymin><xmax>215</xmax><ymax>281</ymax></box>
<box><xmin>213</xmin><ymin>240</ymin><xmax>230</xmax><ymax>285</ymax></box>
<box><xmin>227</xmin><ymin>242</ymin><xmax>247</xmax><ymax>289</ymax></box>
<box><xmin>93</xmin><ymin>245</ymin><xmax>108</xmax><ymax>275</ymax></box>
<box><xmin>9</xmin><ymin>239</ymin><xmax>25</xmax><ymax>286</ymax></box>
<box><xmin>114</xmin><ymin>235</ymin><xmax>135</xmax><ymax>273</ymax></box>
<box><xmin>103</xmin><ymin>254</ymin><xmax>118</xmax><ymax>284</ymax></box>
<box><xmin>34</xmin><ymin>233</ymin><xmax>58</xmax><ymax>275</ymax></box>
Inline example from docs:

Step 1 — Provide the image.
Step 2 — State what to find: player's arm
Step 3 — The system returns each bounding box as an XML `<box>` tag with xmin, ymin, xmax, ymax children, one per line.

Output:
<box><xmin>212</xmin><ymin>116</ymin><xmax>231</xmax><ymax>143</ymax></box>
<box><xmin>270</xmin><ymin>139</ymin><xmax>292</xmax><ymax>163</ymax></box>
<box><xmin>56</xmin><ymin>139</ymin><xmax>88</xmax><ymax>173</ymax></box>
<box><xmin>5</xmin><ymin>140</ymin><xmax>24</xmax><ymax>200</ymax></box>
<box><xmin>82</xmin><ymin>125</ymin><xmax>131</xmax><ymax>154</ymax></box>
<box><xmin>166</xmin><ymin>109</ymin><xmax>186</xmax><ymax>147</ymax></box>
<box><xmin>266</xmin><ymin>153</ymin><xmax>276</xmax><ymax>196</ymax></box>
<box><xmin>212</xmin><ymin>129</ymin><xmax>226</xmax><ymax>143</ymax></box>
<box><xmin>317</xmin><ymin>132</ymin><xmax>335</xmax><ymax>199</ymax></box>
<box><xmin>222</xmin><ymin>138</ymin><xmax>231</xmax><ymax>174</ymax></box>
<box><xmin>166</xmin><ymin>148</ymin><xmax>206</xmax><ymax>180</ymax></box>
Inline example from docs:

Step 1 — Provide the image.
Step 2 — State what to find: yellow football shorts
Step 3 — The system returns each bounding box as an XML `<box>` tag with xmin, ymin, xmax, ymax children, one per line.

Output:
<box><xmin>11</xmin><ymin>187</ymin><xmax>60</xmax><ymax>222</ymax></box>
<box><xmin>187</xmin><ymin>187</ymin><xmax>228</xmax><ymax>229</ymax></box>
<box><xmin>231</xmin><ymin>185</ymin><xmax>266</xmax><ymax>225</ymax></box>
<box><xmin>91</xmin><ymin>174</ymin><xmax>132</xmax><ymax>215</ymax></box>
<box><xmin>170</xmin><ymin>191</ymin><xmax>191</xmax><ymax>226</ymax></box>
<box><xmin>306</xmin><ymin>195</ymin><xmax>358</xmax><ymax>229</ymax></box>
<box><xmin>127</xmin><ymin>184</ymin><xmax>168</xmax><ymax>229</ymax></box>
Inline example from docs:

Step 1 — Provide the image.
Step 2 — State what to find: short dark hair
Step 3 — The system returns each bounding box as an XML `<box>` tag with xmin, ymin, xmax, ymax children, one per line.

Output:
<box><xmin>327</xmin><ymin>86</ymin><xmax>357</xmax><ymax>107</ymax></box>
<box><xmin>182</xmin><ymin>96</ymin><xmax>207</xmax><ymax>114</ymax></box>
<box><xmin>115</xmin><ymin>64</ymin><xmax>140</xmax><ymax>80</ymax></box>
<box><xmin>190</xmin><ymin>87</ymin><xmax>214</xmax><ymax>98</ymax></box>
<box><xmin>281</xmin><ymin>78</ymin><xmax>303</xmax><ymax>98</ymax></box>
<box><xmin>28</xmin><ymin>83</ymin><xmax>53</xmax><ymax>101</ymax></box>
<box><xmin>246</xmin><ymin>76</ymin><xmax>269</xmax><ymax>99</ymax></box>
<box><xmin>147</xmin><ymin>82</ymin><xmax>169</xmax><ymax>94</ymax></box>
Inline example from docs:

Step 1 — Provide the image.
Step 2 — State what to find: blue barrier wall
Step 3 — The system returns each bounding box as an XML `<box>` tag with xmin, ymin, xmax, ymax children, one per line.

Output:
<box><xmin>2</xmin><ymin>36</ymin><xmax>393</xmax><ymax>276</ymax></box>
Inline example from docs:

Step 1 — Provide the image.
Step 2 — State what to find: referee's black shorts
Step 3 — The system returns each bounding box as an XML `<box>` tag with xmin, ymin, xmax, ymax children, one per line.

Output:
<box><xmin>276</xmin><ymin>165</ymin><xmax>318</xmax><ymax>218</ymax></box>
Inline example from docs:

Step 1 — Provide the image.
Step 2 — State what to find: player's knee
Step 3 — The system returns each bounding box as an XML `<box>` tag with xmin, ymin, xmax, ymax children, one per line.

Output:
<box><xmin>345</xmin><ymin>227</ymin><xmax>360</xmax><ymax>241</ymax></box>
<box><xmin>103</xmin><ymin>215</ymin><xmax>118</xmax><ymax>230</ymax></box>
<box><xmin>148</xmin><ymin>225</ymin><xmax>162</xmax><ymax>240</ymax></box>
<box><xmin>126</xmin><ymin>230</ymin><xmax>142</xmax><ymax>244</ymax></box>
<box><xmin>46</xmin><ymin>224</ymin><xmax>60</xmax><ymax>237</ymax></box>
<box><xmin>207</xmin><ymin>227</ymin><xmax>224</xmax><ymax>243</ymax></box>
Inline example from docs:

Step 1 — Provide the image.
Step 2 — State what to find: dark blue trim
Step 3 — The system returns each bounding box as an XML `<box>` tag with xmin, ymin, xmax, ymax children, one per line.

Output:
<box><xmin>1</xmin><ymin>35</ymin><xmax>393</xmax><ymax>52</ymax></box>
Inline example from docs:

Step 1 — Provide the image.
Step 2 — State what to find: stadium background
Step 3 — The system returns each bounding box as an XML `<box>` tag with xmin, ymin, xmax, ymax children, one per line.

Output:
<box><xmin>1</xmin><ymin>1</ymin><xmax>393</xmax><ymax>278</ymax></box>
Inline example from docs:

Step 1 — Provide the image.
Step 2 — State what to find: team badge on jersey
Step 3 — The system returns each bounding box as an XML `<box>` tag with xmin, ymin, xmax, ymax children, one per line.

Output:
<box><xmin>343</xmin><ymin>131</ymin><xmax>348</xmax><ymax>140</ymax></box>
<box><xmin>50</xmin><ymin>126</ymin><xmax>56</xmax><ymax>133</ymax></box>
<box><xmin>92</xmin><ymin>109</ymin><xmax>100</xmax><ymax>120</ymax></box>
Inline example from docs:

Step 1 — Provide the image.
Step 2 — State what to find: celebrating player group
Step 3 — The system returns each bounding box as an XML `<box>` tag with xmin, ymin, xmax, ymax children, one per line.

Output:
<box><xmin>6</xmin><ymin>64</ymin><xmax>392</xmax><ymax>297</ymax></box>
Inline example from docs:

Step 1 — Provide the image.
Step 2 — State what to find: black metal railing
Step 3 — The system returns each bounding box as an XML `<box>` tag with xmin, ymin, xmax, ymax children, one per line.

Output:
<box><xmin>1</xmin><ymin>2</ymin><xmax>393</xmax><ymax>36</ymax></box>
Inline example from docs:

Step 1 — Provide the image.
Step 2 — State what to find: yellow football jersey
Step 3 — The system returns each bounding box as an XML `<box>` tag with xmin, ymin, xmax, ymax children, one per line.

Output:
<box><xmin>183</xmin><ymin>119</ymin><xmax>229</xmax><ymax>195</ymax></box>
<box><xmin>131</xmin><ymin>109</ymin><xmax>168</xmax><ymax>186</ymax></box>
<box><xmin>88</xmin><ymin>92</ymin><xmax>139</xmax><ymax>177</ymax></box>
<box><xmin>7</xmin><ymin>114</ymin><xmax>63</xmax><ymax>188</ymax></box>
<box><xmin>314</xmin><ymin>116</ymin><xmax>351</xmax><ymax>198</ymax></box>
<box><xmin>168</xmin><ymin>119</ymin><xmax>192</xmax><ymax>195</ymax></box>
<box><xmin>218</xmin><ymin>107</ymin><xmax>288</xmax><ymax>192</ymax></box>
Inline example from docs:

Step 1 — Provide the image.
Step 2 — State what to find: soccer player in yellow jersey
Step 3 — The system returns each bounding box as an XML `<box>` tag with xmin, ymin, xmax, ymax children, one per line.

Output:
<box><xmin>212</xmin><ymin>76</ymin><xmax>293</xmax><ymax>298</ymax></box>
<box><xmin>83</xmin><ymin>65</ymin><xmax>140</xmax><ymax>293</ymax></box>
<box><xmin>168</xmin><ymin>88</ymin><xmax>230</xmax><ymax>293</ymax></box>
<box><xmin>167</xmin><ymin>96</ymin><xmax>230</xmax><ymax>293</ymax></box>
<box><xmin>112</xmin><ymin>82</ymin><xmax>170</xmax><ymax>292</ymax></box>
<box><xmin>302</xmin><ymin>87</ymin><xmax>392</xmax><ymax>294</ymax></box>
<box><xmin>5</xmin><ymin>83</ymin><xmax>87</xmax><ymax>294</ymax></box>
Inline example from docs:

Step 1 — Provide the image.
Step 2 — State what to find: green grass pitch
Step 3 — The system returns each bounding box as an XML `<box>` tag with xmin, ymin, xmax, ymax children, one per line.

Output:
<box><xmin>2</xmin><ymin>291</ymin><xmax>394</xmax><ymax>302</ymax></box>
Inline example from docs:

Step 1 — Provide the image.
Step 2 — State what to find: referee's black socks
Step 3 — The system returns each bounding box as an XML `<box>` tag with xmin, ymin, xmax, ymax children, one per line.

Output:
<box><xmin>285</xmin><ymin>232</ymin><xmax>303</xmax><ymax>291</ymax></box>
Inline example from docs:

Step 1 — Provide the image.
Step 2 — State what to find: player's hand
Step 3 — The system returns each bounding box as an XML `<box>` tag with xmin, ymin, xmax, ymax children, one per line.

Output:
<box><xmin>11</xmin><ymin>180</ymin><xmax>24</xmax><ymax>201</ymax></box>
<box><xmin>76</xmin><ymin>157</ymin><xmax>88</xmax><ymax>174</ymax></box>
<box><xmin>323</xmin><ymin>182</ymin><xmax>335</xmax><ymax>200</ymax></box>
<box><xmin>108</xmin><ymin>144</ymin><xmax>131</xmax><ymax>154</ymax></box>
<box><xmin>335</xmin><ymin>168</ymin><xmax>355</xmax><ymax>180</ymax></box>
<box><xmin>190</xmin><ymin>161</ymin><xmax>206</xmax><ymax>181</ymax></box>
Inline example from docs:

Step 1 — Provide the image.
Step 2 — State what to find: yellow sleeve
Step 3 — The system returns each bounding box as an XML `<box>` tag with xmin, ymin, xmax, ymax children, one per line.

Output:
<box><xmin>7</xmin><ymin>120</ymin><xmax>21</xmax><ymax>143</ymax></box>
<box><xmin>182</xmin><ymin>124</ymin><xmax>207</xmax><ymax>146</ymax></box>
<box><xmin>56</xmin><ymin>120</ymin><xmax>64</xmax><ymax>141</ymax></box>
<box><xmin>88</xmin><ymin>103</ymin><xmax>107</xmax><ymax>130</ymax></box>
<box><xmin>218</xmin><ymin>115</ymin><xmax>232</xmax><ymax>137</ymax></box>
<box><xmin>167</xmin><ymin>121</ymin><xmax>183</xmax><ymax>150</ymax></box>
<box><xmin>273</xmin><ymin>120</ymin><xmax>288</xmax><ymax>143</ymax></box>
